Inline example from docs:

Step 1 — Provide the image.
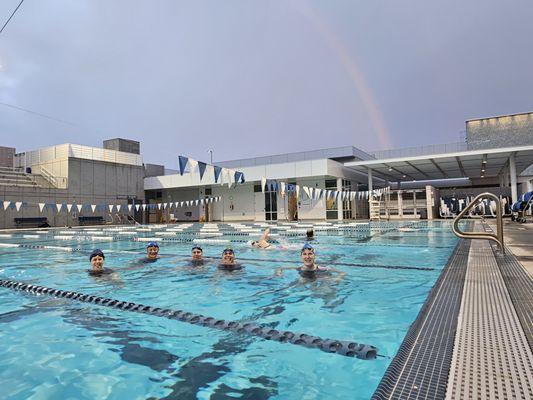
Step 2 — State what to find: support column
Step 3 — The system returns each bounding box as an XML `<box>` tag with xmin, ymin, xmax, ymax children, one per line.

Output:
<box><xmin>337</xmin><ymin>177</ymin><xmax>343</xmax><ymax>220</ymax></box>
<box><xmin>367</xmin><ymin>168</ymin><xmax>373</xmax><ymax>192</ymax></box>
<box><xmin>509</xmin><ymin>154</ymin><xmax>518</xmax><ymax>203</ymax></box>
<box><xmin>527</xmin><ymin>179</ymin><xmax>533</xmax><ymax>193</ymax></box>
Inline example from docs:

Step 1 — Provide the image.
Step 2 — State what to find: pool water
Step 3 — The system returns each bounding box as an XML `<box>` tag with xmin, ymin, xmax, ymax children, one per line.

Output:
<box><xmin>0</xmin><ymin>221</ymin><xmax>459</xmax><ymax>399</ymax></box>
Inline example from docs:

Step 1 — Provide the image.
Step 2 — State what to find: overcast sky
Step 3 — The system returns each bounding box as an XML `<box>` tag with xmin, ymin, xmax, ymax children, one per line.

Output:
<box><xmin>0</xmin><ymin>0</ymin><xmax>532</xmax><ymax>168</ymax></box>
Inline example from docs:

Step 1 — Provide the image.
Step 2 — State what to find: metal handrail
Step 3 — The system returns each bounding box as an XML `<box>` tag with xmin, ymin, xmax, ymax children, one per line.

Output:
<box><xmin>452</xmin><ymin>192</ymin><xmax>504</xmax><ymax>253</ymax></box>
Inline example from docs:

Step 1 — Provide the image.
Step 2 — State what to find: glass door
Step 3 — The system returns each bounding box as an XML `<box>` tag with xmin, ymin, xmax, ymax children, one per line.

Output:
<box><xmin>265</xmin><ymin>189</ymin><xmax>277</xmax><ymax>221</ymax></box>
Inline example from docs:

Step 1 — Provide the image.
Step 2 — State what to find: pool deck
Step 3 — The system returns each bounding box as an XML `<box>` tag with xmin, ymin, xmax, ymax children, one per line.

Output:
<box><xmin>374</xmin><ymin>220</ymin><xmax>533</xmax><ymax>400</ymax></box>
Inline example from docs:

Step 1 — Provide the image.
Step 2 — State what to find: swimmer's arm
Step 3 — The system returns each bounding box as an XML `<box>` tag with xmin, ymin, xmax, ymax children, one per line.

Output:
<box><xmin>329</xmin><ymin>267</ymin><xmax>345</xmax><ymax>282</ymax></box>
<box><xmin>259</xmin><ymin>228</ymin><xmax>270</xmax><ymax>241</ymax></box>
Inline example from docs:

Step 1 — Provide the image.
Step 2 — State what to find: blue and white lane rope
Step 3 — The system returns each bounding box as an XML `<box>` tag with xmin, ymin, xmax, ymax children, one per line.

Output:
<box><xmin>0</xmin><ymin>279</ymin><xmax>378</xmax><ymax>360</ymax></box>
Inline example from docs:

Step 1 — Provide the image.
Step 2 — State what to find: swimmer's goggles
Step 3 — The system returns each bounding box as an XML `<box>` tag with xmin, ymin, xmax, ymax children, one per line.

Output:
<box><xmin>222</xmin><ymin>248</ymin><xmax>234</xmax><ymax>255</ymax></box>
<box><xmin>301</xmin><ymin>243</ymin><xmax>314</xmax><ymax>253</ymax></box>
<box><xmin>146</xmin><ymin>241</ymin><xmax>159</xmax><ymax>249</ymax></box>
<box><xmin>192</xmin><ymin>246</ymin><xmax>203</xmax><ymax>252</ymax></box>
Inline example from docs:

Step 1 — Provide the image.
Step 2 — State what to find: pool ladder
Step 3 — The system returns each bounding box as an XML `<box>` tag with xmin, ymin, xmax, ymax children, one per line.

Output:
<box><xmin>452</xmin><ymin>192</ymin><xmax>505</xmax><ymax>253</ymax></box>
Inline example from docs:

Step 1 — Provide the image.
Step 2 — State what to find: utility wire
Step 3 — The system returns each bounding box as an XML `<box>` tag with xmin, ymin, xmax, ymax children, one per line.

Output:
<box><xmin>0</xmin><ymin>0</ymin><xmax>25</xmax><ymax>36</ymax></box>
<box><xmin>0</xmin><ymin>101</ymin><xmax>79</xmax><ymax>127</ymax></box>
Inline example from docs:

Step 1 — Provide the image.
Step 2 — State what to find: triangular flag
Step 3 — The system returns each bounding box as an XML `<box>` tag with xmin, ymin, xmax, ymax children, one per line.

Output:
<box><xmin>15</xmin><ymin>201</ymin><xmax>22</xmax><ymax>211</ymax></box>
<box><xmin>2</xmin><ymin>201</ymin><xmax>10</xmax><ymax>210</ymax></box>
<box><xmin>141</xmin><ymin>204</ymin><xmax>147</xmax><ymax>211</ymax></box>
<box><xmin>135</xmin><ymin>204</ymin><xmax>140</xmax><ymax>211</ymax></box>
<box><xmin>198</xmin><ymin>162</ymin><xmax>207</xmax><ymax>181</ymax></box>
<box><xmin>194</xmin><ymin>199</ymin><xmax>199</xmax><ymax>206</ymax></box>
<box><xmin>261</xmin><ymin>177</ymin><xmax>267</xmax><ymax>193</ymax></box>
<box><xmin>157</xmin><ymin>203</ymin><xmax>161</xmax><ymax>210</ymax></box>
<box><xmin>57</xmin><ymin>203</ymin><xmax>63</xmax><ymax>213</ymax></box>
<box><xmin>91</xmin><ymin>204</ymin><xmax>97</xmax><ymax>213</ymax></box>
<box><xmin>38</xmin><ymin>203</ymin><xmax>46</xmax><ymax>212</ymax></box>
<box><xmin>76</xmin><ymin>204</ymin><xmax>83</xmax><ymax>213</ymax></box>
<box><xmin>117</xmin><ymin>204</ymin><xmax>122</xmax><ymax>212</ymax></box>
<box><xmin>214</xmin><ymin>166</ymin><xmax>222</xmax><ymax>183</ymax></box>
<box><xmin>108</xmin><ymin>205</ymin><xmax>114</xmax><ymax>213</ymax></box>
<box><xmin>295</xmin><ymin>185</ymin><xmax>300</xmax><ymax>199</ymax></box>
<box><xmin>127</xmin><ymin>204</ymin><xmax>132</xmax><ymax>212</ymax></box>
<box><xmin>303</xmin><ymin>186</ymin><xmax>310</xmax><ymax>199</ymax></box>
<box><xmin>66</xmin><ymin>204</ymin><xmax>73</xmax><ymax>212</ymax></box>
<box><xmin>178</xmin><ymin>156</ymin><xmax>189</xmax><ymax>175</ymax></box>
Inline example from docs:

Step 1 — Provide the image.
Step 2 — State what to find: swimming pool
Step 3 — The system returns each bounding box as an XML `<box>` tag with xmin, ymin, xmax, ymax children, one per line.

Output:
<box><xmin>0</xmin><ymin>221</ymin><xmax>460</xmax><ymax>399</ymax></box>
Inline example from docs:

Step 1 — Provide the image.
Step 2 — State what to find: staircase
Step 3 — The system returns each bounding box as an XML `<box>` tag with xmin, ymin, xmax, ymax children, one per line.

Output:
<box><xmin>0</xmin><ymin>167</ymin><xmax>47</xmax><ymax>188</ymax></box>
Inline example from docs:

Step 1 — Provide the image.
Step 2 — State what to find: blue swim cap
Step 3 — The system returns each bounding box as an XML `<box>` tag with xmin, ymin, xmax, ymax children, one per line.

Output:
<box><xmin>147</xmin><ymin>241</ymin><xmax>159</xmax><ymax>249</ymax></box>
<box><xmin>301</xmin><ymin>243</ymin><xmax>314</xmax><ymax>252</ymax></box>
<box><xmin>90</xmin><ymin>249</ymin><xmax>105</xmax><ymax>261</ymax></box>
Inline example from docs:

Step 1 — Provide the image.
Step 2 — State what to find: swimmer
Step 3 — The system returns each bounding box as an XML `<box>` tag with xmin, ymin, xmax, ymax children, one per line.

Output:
<box><xmin>191</xmin><ymin>245</ymin><xmax>204</xmax><ymax>266</ymax></box>
<box><xmin>250</xmin><ymin>228</ymin><xmax>272</xmax><ymax>249</ymax></box>
<box><xmin>88</xmin><ymin>249</ymin><xmax>113</xmax><ymax>276</ymax></box>
<box><xmin>146</xmin><ymin>241</ymin><xmax>160</xmax><ymax>261</ymax></box>
<box><xmin>306</xmin><ymin>228</ymin><xmax>314</xmax><ymax>240</ymax></box>
<box><xmin>218</xmin><ymin>248</ymin><xmax>243</xmax><ymax>271</ymax></box>
<box><xmin>275</xmin><ymin>244</ymin><xmax>344</xmax><ymax>281</ymax></box>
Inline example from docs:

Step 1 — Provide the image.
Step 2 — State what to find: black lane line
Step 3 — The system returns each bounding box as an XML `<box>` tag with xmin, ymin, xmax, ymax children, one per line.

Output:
<box><xmin>0</xmin><ymin>279</ymin><xmax>378</xmax><ymax>360</ymax></box>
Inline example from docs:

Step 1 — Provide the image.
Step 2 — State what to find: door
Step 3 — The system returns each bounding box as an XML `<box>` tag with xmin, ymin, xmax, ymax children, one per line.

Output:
<box><xmin>265</xmin><ymin>189</ymin><xmax>277</xmax><ymax>221</ymax></box>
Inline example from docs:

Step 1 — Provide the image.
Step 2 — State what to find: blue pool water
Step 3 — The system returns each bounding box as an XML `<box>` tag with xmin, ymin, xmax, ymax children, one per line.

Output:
<box><xmin>0</xmin><ymin>221</ymin><xmax>459</xmax><ymax>399</ymax></box>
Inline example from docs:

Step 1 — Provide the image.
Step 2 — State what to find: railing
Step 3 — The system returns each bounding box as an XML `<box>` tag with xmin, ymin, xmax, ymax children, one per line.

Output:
<box><xmin>452</xmin><ymin>192</ymin><xmax>504</xmax><ymax>253</ymax></box>
<box><xmin>39</xmin><ymin>166</ymin><xmax>58</xmax><ymax>188</ymax></box>
<box><xmin>371</xmin><ymin>142</ymin><xmax>468</xmax><ymax>160</ymax></box>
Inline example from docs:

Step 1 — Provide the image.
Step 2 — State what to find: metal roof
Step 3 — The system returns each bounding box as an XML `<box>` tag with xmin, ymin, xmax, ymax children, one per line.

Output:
<box><xmin>344</xmin><ymin>145</ymin><xmax>533</xmax><ymax>182</ymax></box>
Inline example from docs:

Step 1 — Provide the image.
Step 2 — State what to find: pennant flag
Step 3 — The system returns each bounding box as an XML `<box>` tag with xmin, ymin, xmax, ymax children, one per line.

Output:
<box><xmin>91</xmin><ymin>204</ymin><xmax>97</xmax><ymax>213</ymax></box>
<box><xmin>198</xmin><ymin>161</ymin><xmax>207</xmax><ymax>181</ymax></box>
<box><xmin>225</xmin><ymin>169</ymin><xmax>233</xmax><ymax>188</ymax></box>
<box><xmin>65</xmin><ymin>204</ymin><xmax>72</xmax><ymax>213</ymax></box>
<box><xmin>15</xmin><ymin>201</ymin><xmax>22</xmax><ymax>211</ymax></box>
<box><xmin>214</xmin><ymin>166</ymin><xmax>222</xmax><ymax>183</ymax></box>
<box><xmin>162</xmin><ymin>203</ymin><xmax>168</xmax><ymax>210</ymax></box>
<box><xmin>3</xmin><ymin>201</ymin><xmax>10</xmax><ymax>210</ymax></box>
<box><xmin>185</xmin><ymin>201</ymin><xmax>189</xmax><ymax>207</ymax></box>
<box><xmin>280</xmin><ymin>182</ymin><xmax>286</xmax><ymax>198</ymax></box>
<box><xmin>194</xmin><ymin>199</ymin><xmax>199</xmax><ymax>206</ymax></box>
<box><xmin>141</xmin><ymin>204</ymin><xmax>147</xmax><ymax>211</ymax></box>
<box><xmin>117</xmin><ymin>204</ymin><xmax>122</xmax><ymax>212</ymax></box>
<box><xmin>178</xmin><ymin>156</ymin><xmax>189</xmax><ymax>175</ymax></box>
<box><xmin>57</xmin><ymin>203</ymin><xmax>63</xmax><ymax>213</ymax></box>
<box><xmin>261</xmin><ymin>177</ymin><xmax>267</xmax><ymax>193</ymax></box>
<box><xmin>234</xmin><ymin>171</ymin><xmax>244</xmax><ymax>184</ymax></box>
<box><xmin>157</xmin><ymin>203</ymin><xmax>161</xmax><ymax>210</ymax></box>
<box><xmin>127</xmin><ymin>204</ymin><xmax>132</xmax><ymax>212</ymax></box>
<box><xmin>296</xmin><ymin>185</ymin><xmax>300</xmax><ymax>199</ymax></box>
<box><xmin>38</xmin><ymin>203</ymin><xmax>46</xmax><ymax>212</ymax></box>
<box><xmin>135</xmin><ymin>204</ymin><xmax>140</xmax><ymax>211</ymax></box>
<box><xmin>303</xmin><ymin>186</ymin><xmax>310</xmax><ymax>199</ymax></box>
<box><xmin>76</xmin><ymin>204</ymin><xmax>83</xmax><ymax>213</ymax></box>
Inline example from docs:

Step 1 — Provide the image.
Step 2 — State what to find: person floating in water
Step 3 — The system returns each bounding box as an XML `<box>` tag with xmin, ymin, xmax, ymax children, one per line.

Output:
<box><xmin>218</xmin><ymin>247</ymin><xmax>243</xmax><ymax>271</ymax></box>
<box><xmin>275</xmin><ymin>244</ymin><xmax>345</xmax><ymax>281</ymax></box>
<box><xmin>306</xmin><ymin>228</ymin><xmax>314</xmax><ymax>241</ymax></box>
<box><xmin>145</xmin><ymin>241</ymin><xmax>160</xmax><ymax>262</ymax></box>
<box><xmin>88</xmin><ymin>249</ymin><xmax>113</xmax><ymax>276</ymax></box>
<box><xmin>191</xmin><ymin>245</ymin><xmax>204</xmax><ymax>266</ymax></box>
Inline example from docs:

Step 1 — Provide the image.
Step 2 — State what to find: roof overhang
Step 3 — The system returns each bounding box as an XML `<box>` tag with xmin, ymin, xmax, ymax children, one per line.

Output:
<box><xmin>344</xmin><ymin>145</ymin><xmax>533</xmax><ymax>183</ymax></box>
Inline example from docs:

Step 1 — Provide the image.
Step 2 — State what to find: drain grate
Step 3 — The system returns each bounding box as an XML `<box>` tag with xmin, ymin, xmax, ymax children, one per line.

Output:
<box><xmin>372</xmin><ymin>239</ymin><xmax>470</xmax><ymax>400</ymax></box>
<box><xmin>445</xmin><ymin>238</ymin><xmax>533</xmax><ymax>399</ymax></box>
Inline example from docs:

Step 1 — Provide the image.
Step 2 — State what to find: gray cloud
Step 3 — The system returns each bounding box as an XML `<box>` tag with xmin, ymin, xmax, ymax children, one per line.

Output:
<box><xmin>0</xmin><ymin>0</ymin><xmax>532</xmax><ymax>168</ymax></box>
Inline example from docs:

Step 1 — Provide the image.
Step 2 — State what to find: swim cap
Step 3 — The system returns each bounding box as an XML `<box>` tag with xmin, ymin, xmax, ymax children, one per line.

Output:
<box><xmin>192</xmin><ymin>245</ymin><xmax>203</xmax><ymax>252</ymax></box>
<box><xmin>90</xmin><ymin>249</ymin><xmax>105</xmax><ymax>261</ymax></box>
<box><xmin>301</xmin><ymin>243</ymin><xmax>314</xmax><ymax>252</ymax></box>
<box><xmin>222</xmin><ymin>247</ymin><xmax>234</xmax><ymax>254</ymax></box>
<box><xmin>147</xmin><ymin>241</ymin><xmax>159</xmax><ymax>249</ymax></box>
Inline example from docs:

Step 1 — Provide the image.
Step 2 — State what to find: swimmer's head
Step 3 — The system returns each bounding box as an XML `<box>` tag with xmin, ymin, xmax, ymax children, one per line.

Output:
<box><xmin>191</xmin><ymin>245</ymin><xmax>203</xmax><ymax>260</ymax></box>
<box><xmin>251</xmin><ymin>241</ymin><xmax>258</xmax><ymax>246</ymax></box>
<box><xmin>306</xmin><ymin>229</ymin><xmax>314</xmax><ymax>238</ymax></box>
<box><xmin>90</xmin><ymin>249</ymin><xmax>105</xmax><ymax>270</ymax></box>
<box><xmin>300</xmin><ymin>244</ymin><xmax>315</xmax><ymax>267</ymax></box>
<box><xmin>221</xmin><ymin>247</ymin><xmax>235</xmax><ymax>265</ymax></box>
<box><xmin>146</xmin><ymin>241</ymin><xmax>159</xmax><ymax>259</ymax></box>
